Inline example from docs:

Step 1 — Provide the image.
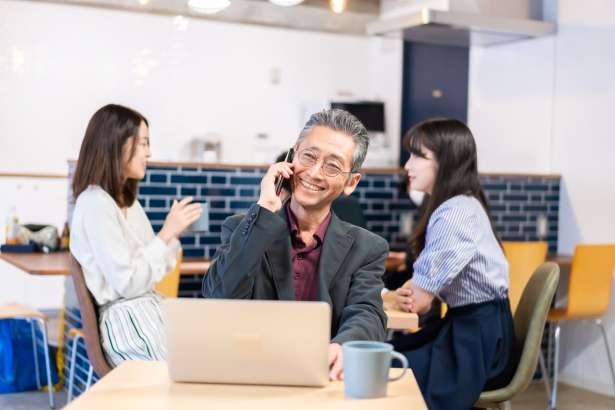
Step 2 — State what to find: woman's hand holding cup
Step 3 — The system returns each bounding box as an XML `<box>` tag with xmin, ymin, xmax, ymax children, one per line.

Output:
<box><xmin>158</xmin><ymin>197</ymin><xmax>202</xmax><ymax>244</ymax></box>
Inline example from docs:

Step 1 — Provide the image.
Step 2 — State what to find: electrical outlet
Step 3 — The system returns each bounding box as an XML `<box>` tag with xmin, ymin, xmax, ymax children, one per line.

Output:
<box><xmin>399</xmin><ymin>212</ymin><xmax>413</xmax><ymax>237</ymax></box>
<box><xmin>270</xmin><ymin>67</ymin><xmax>281</xmax><ymax>85</ymax></box>
<box><xmin>536</xmin><ymin>213</ymin><xmax>548</xmax><ymax>239</ymax></box>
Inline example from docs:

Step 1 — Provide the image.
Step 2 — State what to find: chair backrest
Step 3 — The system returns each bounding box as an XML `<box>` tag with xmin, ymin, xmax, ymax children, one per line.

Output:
<box><xmin>502</xmin><ymin>241</ymin><xmax>548</xmax><ymax>315</ymax></box>
<box><xmin>68</xmin><ymin>254</ymin><xmax>112</xmax><ymax>378</ymax></box>
<box><xmin>155</xmin><ymin>249</ymin><xmax>183</xmax><ymax>298</ymax></box>
<box><xmin>504</xmin><ymin>262</ymin><xmax>559</xmax><ymax>397</ymax></box>
<box><xmin>566</xmin><ymin>244</ymin><xmax>615</xmax><ymax>319</ymax></box>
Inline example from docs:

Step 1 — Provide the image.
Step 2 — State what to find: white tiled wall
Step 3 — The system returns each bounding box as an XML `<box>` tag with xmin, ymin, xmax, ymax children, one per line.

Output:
<box><xmin>0</xmin><ymin>0</ymin><xmax>402</xmax><ymax>174</ymax></box>
<box><xmin>0</xmin><ymin>177</ymin><xmax>68</xmax><ymax>309</ymax></box>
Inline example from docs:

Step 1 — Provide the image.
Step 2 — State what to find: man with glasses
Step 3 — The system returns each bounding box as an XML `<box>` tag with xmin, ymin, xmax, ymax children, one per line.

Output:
<box><xmin>202</xmin><ymin>109</ymin><xmax>388</xmax><ymax>380</ymax></box>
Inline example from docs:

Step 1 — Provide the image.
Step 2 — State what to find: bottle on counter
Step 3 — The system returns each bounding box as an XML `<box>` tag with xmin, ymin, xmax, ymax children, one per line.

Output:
<box><xmin>60</xmin><ymin>222</ymin><xmax>70</xmax><ymax>250</ymax></box>
<box><xmin>5</xmin><ymin>206</ymin><xmax>19</xmax><ymax>245</ymax></box>
<box><xmin>2</xmin><ymin>213</ymin><xmax>8</xmax><ymax>245</ymax></box>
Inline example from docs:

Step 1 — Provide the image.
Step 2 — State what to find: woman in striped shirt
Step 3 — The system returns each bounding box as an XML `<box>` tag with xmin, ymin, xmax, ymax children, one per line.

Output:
<box><xmin>70</xmin><ymin>104</ymin><xmax>202</xmax><ymax>367</ymax></box>
<box><xmin>390</xmin><ymin>118</ymin><xmax>516</xmax><ymax>410</ymax></box>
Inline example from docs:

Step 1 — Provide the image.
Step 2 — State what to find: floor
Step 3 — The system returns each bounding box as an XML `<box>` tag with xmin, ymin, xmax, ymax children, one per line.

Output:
<box><xmin>511</xmin><ymin>382</ymin><xmax>615</xmax><ymax>410</ymax></box>
<box><xmin>0</xmin><ymin>391</ymin><xmax>66</xmax><ymax>410</ymax></box>
<box><xmin>0</xmin><ymin>382</ymin><xmax>612</xmax><ymax>410</ymax></box>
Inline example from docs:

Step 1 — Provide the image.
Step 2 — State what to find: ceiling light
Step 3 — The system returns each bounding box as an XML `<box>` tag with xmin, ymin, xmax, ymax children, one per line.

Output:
<box><xmin>269</xmin><ymin>0</ymin><xmax>305</xmax><ymax>6</ymax></box>
<box><xmin>174</xmin><ymin>15</ymin><xmax>189</xmax><ymax>31</ymax></box>
<box><xmin>187</xmin><ymin>0</ymin><xmax>231</xmax><ymax>14</ymax></box>
<box><xmin>329</xmin><ymin>0</ymin><xmax>346</xmax><ymax>14</ymax></box>
<box><xmin>138</xmin><ymin>0</ymin><xmax>150</xmax><ymax>6</ymax></box>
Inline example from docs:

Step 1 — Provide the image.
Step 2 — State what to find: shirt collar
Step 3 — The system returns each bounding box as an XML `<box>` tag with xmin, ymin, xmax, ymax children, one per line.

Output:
<box><xmin>285</xmin><ymin>202</ymin><xmax>332</xmax><ymax>248</ymax></box>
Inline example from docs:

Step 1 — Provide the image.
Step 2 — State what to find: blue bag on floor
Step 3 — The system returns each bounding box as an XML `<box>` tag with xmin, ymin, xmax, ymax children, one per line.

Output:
<box><xmin>0</xmin><ymin>319</ymin><xmax>58</xmax><ymax>393</ymax></box>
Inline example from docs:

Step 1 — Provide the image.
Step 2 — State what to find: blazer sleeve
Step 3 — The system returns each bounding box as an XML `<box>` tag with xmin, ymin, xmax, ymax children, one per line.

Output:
<box><xmin>202</xmin><ymin>203</ymin><xmax>286</xmax><ymax>298</ymax></box>
<box><xmin>331</xmin><ymin>236</ymin><xmax>388</xmax><ymax>344</ymax></box>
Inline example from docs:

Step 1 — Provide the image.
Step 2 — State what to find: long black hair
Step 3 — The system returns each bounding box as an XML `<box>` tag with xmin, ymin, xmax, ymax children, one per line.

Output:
<box><xmin>404</xmin><ymin>118</ymin><xmax>494</xmax><ymax>257</ymax></box>
<box><xmin>73</xmin><ymin>104</ymin><xmax>148</xmax><ymax>207</ymax></box>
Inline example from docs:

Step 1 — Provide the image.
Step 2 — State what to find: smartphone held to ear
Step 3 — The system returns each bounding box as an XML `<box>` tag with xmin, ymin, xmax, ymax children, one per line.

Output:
<box><xmin>275</xmin><ymin>148</ymin><xmax>294</xmax><ymax>196</ymax></box>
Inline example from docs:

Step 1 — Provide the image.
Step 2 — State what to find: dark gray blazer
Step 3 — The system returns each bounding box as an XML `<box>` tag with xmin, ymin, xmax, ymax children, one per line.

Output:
<box><xmin>202</xmin><ymin>203</ymin><xmax>388</xmax><ymax>344</ymax></box>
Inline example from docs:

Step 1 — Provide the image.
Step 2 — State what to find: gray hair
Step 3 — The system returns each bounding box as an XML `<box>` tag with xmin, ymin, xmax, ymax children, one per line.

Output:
<box><xmin>296</xmin><ymin>108</ymin><xmax>369</xmax><ymax>172</ymax></box>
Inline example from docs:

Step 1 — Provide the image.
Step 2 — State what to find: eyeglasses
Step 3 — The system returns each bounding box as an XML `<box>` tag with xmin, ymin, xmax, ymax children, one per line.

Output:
<box><xmin>295</xmin><ymin>149</ymin><xmax>356</xmax><ymax>178</ymax></box>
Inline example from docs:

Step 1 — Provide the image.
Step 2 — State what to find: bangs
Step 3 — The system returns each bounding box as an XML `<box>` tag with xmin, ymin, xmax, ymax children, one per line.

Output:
<box><xmin>403</xmin><ymin>127</ymin><xmax>428</xmax><ymax>159</ymax></box>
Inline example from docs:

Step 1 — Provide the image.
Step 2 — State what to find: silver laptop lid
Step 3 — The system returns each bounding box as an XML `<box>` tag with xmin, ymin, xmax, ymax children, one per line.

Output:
<box><xmin>164</xmin><ymin>298</ymin><xmax>331</xmax><ymax>387</ymax></box>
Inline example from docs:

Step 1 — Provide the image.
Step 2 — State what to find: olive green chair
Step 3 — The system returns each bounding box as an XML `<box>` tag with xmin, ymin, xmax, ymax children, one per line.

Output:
<box><xmin>475</xmin><ymin>262</ymin><xmax>560</xmax><ymax>410</ymax></box>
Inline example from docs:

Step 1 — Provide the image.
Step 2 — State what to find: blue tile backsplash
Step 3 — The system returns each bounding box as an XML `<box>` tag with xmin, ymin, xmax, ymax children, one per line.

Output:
<box><xmin>131</xmin><ymin>165</ymin><xmax>560</xmax><ymax>266</ymax></box>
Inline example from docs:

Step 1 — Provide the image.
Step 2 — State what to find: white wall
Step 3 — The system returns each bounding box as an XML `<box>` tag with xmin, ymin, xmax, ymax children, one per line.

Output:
<box><xmin>469</xmin><ymin>0</ymin><xmax>615</xmax><ymax>397</ymax></box>
<box><xmin>0</xmin><ymin>0</ymin><xmax>402</xmax><ymax>173</ymax></box>
<box><xmin>367</xmin><ymin>36</ymin><xmax>403</xmax><ymax>165</ymax></box>
<box><xmin>468</xmin><ymin>36</ymin><xmax>555</xmax><ymax>174</ymax></box>
<box><xmin>0</xmin><ymin>177</ymin><xmax>68</xmax><ymax>309</ymax></box>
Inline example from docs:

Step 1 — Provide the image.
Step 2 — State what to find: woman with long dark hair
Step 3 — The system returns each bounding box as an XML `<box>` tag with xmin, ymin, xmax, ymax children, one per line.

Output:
<box><xmin>70</xmin><ymin>104</ymin><xmax>202</xmax><ymax>366</ymax></box>
<box><xmin>391</xmin><ymin>118</ymin><xmax>516</xmax><ymax>410</ymax></box>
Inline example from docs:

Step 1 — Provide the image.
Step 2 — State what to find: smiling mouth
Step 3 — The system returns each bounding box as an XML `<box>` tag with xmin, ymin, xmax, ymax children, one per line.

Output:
<box><xmin>298</xmin><ymin>177</ymin><xmax>325</xmax><ymax>192</ymax></box>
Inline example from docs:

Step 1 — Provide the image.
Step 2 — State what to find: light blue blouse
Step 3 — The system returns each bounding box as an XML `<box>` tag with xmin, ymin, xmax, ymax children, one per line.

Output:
<box><xmin>411</xmin><ymin>195</ymin><xmax>509</xmax><ymax>308</ymax></box>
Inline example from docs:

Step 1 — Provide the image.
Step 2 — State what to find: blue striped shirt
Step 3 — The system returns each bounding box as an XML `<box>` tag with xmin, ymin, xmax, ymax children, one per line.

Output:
<box><xmin>411</xmin><ymin>195</ymin><xmax>509</xmax><ymax>307</ymax></box>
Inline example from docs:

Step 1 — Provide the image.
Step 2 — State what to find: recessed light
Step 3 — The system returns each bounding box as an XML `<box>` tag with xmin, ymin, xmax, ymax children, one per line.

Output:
<box><xmin>269</xmin><ymin>0</ymin><xmax>304</xmax><ymax>7</ymax></box>
<box><xmin>187</xmin><ymin>0</ymin><xmax>231</xmax><ymax>14</ymax></box>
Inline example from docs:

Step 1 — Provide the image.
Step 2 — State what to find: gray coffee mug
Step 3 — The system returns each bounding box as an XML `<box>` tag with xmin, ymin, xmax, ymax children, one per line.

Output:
<box><xmin>342</xmin><ymin>341</ymin><xmax>409</xmax><ymax>399</ymax></box>
<box><xmin>186</xmin><ymin>202</ymin><xmax>209</xmax><ymax>233</ymax></box>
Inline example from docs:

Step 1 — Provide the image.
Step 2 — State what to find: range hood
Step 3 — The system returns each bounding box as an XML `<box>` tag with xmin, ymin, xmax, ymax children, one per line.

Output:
<box><xmin>367</xmin><ymin>0</ymin><xmax>556</xmax><ymax>47</ymax></box>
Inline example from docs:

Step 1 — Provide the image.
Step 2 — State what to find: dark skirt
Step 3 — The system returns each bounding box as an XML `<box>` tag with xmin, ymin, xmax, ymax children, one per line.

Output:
<box><xmin>392</xmin><ymin>298</ymin><xmax>517</xmax><ymax>410</ymax></box>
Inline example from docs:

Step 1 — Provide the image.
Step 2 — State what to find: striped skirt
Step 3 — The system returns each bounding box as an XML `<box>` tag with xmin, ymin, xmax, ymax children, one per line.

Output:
<box><xmin>99</xmin><ymin>291</ymin><xmax>167</xmax><ymax>368</ymax></box>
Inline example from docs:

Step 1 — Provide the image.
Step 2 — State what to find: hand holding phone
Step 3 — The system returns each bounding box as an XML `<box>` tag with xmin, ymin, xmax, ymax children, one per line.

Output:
<box><xmin>258</xmin><ymin>148</ymin><xmax>294</xmax><ymax>213</ymax></box>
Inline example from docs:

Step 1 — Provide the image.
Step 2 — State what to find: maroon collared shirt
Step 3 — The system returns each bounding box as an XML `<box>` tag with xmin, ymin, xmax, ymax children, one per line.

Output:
<box><xmin>286</xmin><ymin>204</ymin><xmax>332</xmax><ymax>301</ymax></box>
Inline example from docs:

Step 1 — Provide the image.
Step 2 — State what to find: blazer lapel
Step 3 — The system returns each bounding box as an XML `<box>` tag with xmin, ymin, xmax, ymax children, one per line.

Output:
<box><xmin>318</xmin><ymin>213</ymin><xmax>354</xmax><ymax>301</ymax></box>
<box><xmin>265</xmin><ymin>205</ymin><xmax>295</xmax><ymax>301</ymax></box>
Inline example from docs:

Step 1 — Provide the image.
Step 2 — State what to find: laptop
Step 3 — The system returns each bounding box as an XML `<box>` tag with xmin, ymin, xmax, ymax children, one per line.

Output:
<box><xmin>163</xmin><ymin>298</ymin><xmax>331</xmax><ymax>387</ymax></box>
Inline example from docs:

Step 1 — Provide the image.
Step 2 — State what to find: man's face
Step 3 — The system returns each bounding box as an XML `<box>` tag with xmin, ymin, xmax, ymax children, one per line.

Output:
<box><xmin>291</xmin><ymin>126</ymin><xmax>362</xmax><ymax>211</ymax></box>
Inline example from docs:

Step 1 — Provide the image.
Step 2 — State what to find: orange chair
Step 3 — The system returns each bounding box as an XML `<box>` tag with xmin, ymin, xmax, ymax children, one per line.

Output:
<box><xmin>544</xmin><ymin>244</ymin><xmax>615</xmax><ymax>409</ymax></box>
<box><xmin>155</xmin><ymin>249</ymin><xmax>183</xmax><ymax>298</ymax></box>
<box><xmin>502</xmin><ymin>241</ymin><xmax>548</xmax><ymax>315</ymax></box>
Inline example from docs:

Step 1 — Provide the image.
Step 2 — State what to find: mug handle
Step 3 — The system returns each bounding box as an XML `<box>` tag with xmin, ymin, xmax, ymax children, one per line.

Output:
<box><xmin>388</xmin><ymin>351</ymin><xmax>409</xmax><ymax>382</ymax></box>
